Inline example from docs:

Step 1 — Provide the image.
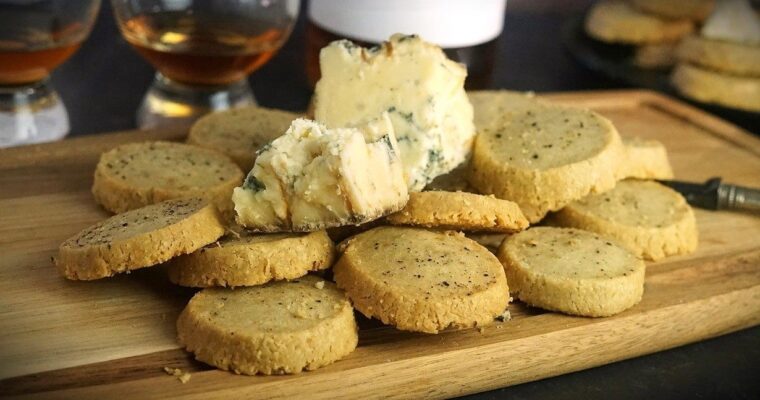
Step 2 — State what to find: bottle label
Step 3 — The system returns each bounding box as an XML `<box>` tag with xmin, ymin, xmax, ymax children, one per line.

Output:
<box><xmin>308</xmin><ymin>0</ymin><xmax>507</xmax><ymax>48</ymax></box>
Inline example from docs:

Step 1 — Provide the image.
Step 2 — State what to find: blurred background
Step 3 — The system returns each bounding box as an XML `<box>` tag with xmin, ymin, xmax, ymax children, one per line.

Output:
<box><xmin>5</xmin><ymin>0</ymin><xmax>756</xmax><ymax>141</ymax></box>
<box><xmin>45</xmin><ymin>0</ymin><xmax>643</xmax><ymax>135</ymax></box>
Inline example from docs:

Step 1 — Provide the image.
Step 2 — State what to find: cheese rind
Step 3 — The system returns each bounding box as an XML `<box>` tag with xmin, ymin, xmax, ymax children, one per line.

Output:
<box><xmin>232</xmin><ymin>114</ymin><xmax>408</xmax><ymax>232</ymax></box>
<box><xmin>314</xmin><ymin>34</ymin><xmax>475</xmax><ymax>191</ymax></box>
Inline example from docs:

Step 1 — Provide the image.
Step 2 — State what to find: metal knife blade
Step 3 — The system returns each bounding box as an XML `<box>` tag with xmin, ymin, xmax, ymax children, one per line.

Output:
<box><xmin>657</xmin><ymin>178</ymin><xmax>760</xmax><ymax>213</ymax></box>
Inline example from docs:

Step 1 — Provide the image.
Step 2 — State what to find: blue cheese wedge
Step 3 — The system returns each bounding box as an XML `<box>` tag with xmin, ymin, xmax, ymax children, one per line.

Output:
<box><xmin>314</xmin><ymin>34</ymin><xmax>476</xmax><ymax>191</ymax></box>
<box><xmin>232</xmin><ymin>114</ymin><xmax>408</xmax><ymax>232</ymax></box>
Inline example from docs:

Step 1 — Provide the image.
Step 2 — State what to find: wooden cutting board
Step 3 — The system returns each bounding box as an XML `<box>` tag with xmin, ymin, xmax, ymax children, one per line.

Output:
<box><xmin>1</xmin><ymin>90</ymin><xmax>759</xmax><ymax>399</ymax></box>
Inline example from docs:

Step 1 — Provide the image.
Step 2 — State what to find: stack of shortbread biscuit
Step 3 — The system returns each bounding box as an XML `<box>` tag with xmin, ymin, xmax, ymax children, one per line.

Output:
<box><xmin>54</xmin><ymin>35</ymin><xmax>699</xmax><ymax>377</ymax></box>
<box><xmin>671</xmin><ymin>0</ymin><xmax>760</xmax><ymax>112</ymax></box>
<box><xmin>585</xmin><ymin>0</ymin><xmax>713</xmax><ymax>68</ymax></box>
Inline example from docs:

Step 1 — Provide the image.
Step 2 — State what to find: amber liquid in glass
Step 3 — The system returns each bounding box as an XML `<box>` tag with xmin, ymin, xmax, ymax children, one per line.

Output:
<box><xmin>0</xmin><ymin>21</ymin><xmax>86</xmax><ymax>85</ymax></box>
<box><xmin>121</xmin><ymin>12</ymin><xmax>289</xmax><ymax>86</ymax></box>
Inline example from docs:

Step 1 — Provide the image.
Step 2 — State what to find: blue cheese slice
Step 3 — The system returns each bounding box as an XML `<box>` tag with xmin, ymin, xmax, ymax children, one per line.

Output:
<box><xmin>232</xmin><ymin>114</ymin><xmax>408</xmax><ymax>232</ymax></box>
<box><xmin>314</xmin><ymin>34</ymin><xmax>476</xmax><ymax>191</ymax></box>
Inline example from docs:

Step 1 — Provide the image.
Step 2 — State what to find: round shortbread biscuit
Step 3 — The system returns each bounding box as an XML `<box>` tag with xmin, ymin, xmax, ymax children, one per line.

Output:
<box><xmin>188</xmin><ymin>106</ymin><xmax>301</xmax><ymax>171</ymax></box>
<box><xmin>585</xmin><ymin>1</ymin><xmax>694</xmax><ymax>44</ymax></box>
<box><xmin>92</xmin><ymin>141</ymin><xmax>244</xmax><ymax>215</ymax></box>
<box><xmin>468</xmin><ymin>90</ymin><xmax>541</xmax><ymax>132</ymax></box>
<box><xmin>630</xmin><ymin>0</ymin><xmax>714</xmax><ymax>21</ymax></box>
<box><xmin>671</xmin><ymin>63</ymin><xmax>760</xmax><ymax>112</ymax></box>
<box><xmin>550</xmin><ymin>180</ymin><xmax>698</xmax><ymax>261</ymax></box>
<box><xmin>619</xmin><ymin>137</ymin><xmax>674</xmax><ymax>180</ymax></box>
<box><xmin>497</xmin><ymin>227</ymin><xmax>645</xmax><ymax>317</ymax></box>
<box><xmin>168</xmin><ymin>230</ymin><xmax>335</xmax><ymax>287</ymax></box>
<box><xmin>56</xmin><ymin>198</ymin><xmax>225</xmax><ymax>280</ymax></box>
<box><xmin>676</xmin><ymin>35</ymin><xmax>760</xmax><ymax>77</ymax></box>
<box><xmin>467</xmin><ymin>101</ymin><xmax>625</xmax><ymax>223</ymax></box>
<box><xmin>177</xmin><ymin>275</ymin><xmax>357</xmax><ymax>375</ymax></box>
<box><xmin>333</xmin><ymin>226</ymin><xmax>509</xmax><ymax>333</ymax></box>
<box><xmin>386</xmin><ymin>191</ymin><xmax>529</xmax><ymax>233</ymax></box>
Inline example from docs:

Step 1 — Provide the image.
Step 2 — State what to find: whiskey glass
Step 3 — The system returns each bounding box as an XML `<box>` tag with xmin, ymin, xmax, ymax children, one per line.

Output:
<box><xmin>111</xmin><ymin>0</ymin><xmax>300</xmax><ymax>130</ymax></box>
<box><xmin>0</xmin><ymin>0</ymin><xmax>101</xmax><ymax>147</ymax></box>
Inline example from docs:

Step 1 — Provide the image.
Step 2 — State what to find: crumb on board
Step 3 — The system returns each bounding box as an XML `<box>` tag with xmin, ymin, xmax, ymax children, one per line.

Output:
<box><xmin>478</xmin><ymin>327</ymin><xmax>485</xmax><ymax>334</ymax></box>
<box><xmin>495</xmin><ymin>309</ymin><xmax>512</xmax><ymax>323</ymax></box>
<box><xmin>163</xmin><ymin>367</ymin><xmax>191</xmax><ymax>383</ymax></box>
<box><xmin>315</xmin><ymin>280</ymin><xmax>325</xmax><ymax>289</ymax></box>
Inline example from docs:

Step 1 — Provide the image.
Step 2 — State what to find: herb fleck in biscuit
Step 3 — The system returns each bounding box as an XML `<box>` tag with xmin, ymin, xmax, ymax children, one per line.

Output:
<box><xmin>498</xmin><ymin>227</ymin><xmax>645</xmax><ymax>317</ymax></box>
<box><xmin>386</xmin><ymin>191</ymin><xmax>529</xmax><ymax>233</ymax></box>
<box><xmin>468</xmin><ymin>90</ymin><xmax>540</xmax><ymax>132</ymax></box>
<box><xmin>56</xmin><ymin>198</ymin><xmax>225</xmax><ymax>280</ymax></box>
<box><xmin>467</xmin><ymin>101</ymin><xmax>625</xmax><ymax>223</ymax></box>
<box><xmin>334</xmin><ymin>226</ymin><xmax>509</xmax><ymax>333</ymax></box>
<box><xmin>585</xmin><ymin>0</ymin><xmax>694</xmax><ymax>44</ymax></box>
<box><xmin>671</xmin><ymin>63</ymin><xmax>760</xmax><ymax>112</ymax></box>
<box><xmin>92</xmin><ymin>141</ymin><xmax>243</xmax><ymax>214</ymax></box>
<box><xmin>188</xmin><ymin>106</ymin><xmax>301</xmax><ymax>171</ymax></box>
<box><xmin>177</xmin><ymin>275</ymin><xmax>357</xmax><ymax>375</ymax></box>
<box><xmin>168</xmin><ymin>230</ymin><xmax>335</xmax><ymax>287</ymax></box>
<box><xmin>550</xmin><ymin>180</ymin><xmax>698</xmax><ymax>260</ymax></box>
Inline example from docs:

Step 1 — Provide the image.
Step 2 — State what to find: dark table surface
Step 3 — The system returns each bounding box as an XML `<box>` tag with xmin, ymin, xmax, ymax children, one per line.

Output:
<box><xmin>48</xmin><ymin>1</ymin><xmax>760</xmax><ymax>399</ymax></box>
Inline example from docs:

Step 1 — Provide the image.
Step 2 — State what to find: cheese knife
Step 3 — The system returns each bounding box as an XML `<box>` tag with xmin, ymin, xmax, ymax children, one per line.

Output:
<box><xmin>657</xmin><ymin>177</ymin><xmax>760</xmax><ymax>213</ymax></box>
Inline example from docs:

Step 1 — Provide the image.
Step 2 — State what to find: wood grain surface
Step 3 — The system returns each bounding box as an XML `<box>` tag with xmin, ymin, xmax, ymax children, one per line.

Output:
<box><xmin>0</xmin><ymin>90</ymin><xmax>759</xmax><ymax>399</ymax></box>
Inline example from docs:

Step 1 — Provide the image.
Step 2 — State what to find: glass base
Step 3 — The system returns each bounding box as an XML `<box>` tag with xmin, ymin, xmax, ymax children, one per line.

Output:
<box><xmin>0</xmin><ymin>79</ymin><xmax>69</xmax><ymax>148</ymax></box>
<box><xmin>137</xmin><ymin>73</ymin><xmax>256</xmax><ymax>130</ymax></box>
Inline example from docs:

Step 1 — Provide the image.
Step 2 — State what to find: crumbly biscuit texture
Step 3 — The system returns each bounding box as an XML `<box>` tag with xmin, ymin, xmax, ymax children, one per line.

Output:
<box><xmin>497</xmin><ymin>227</ymin><xmax>645</xmax><ymax>317</ymax></box>
<box><xmin>467</xmin><ymin>100</ymin><xmax>625</xmax><ymax>223</ymax></box>
<box><xmin>188</xmin><ymin>106</ymin><xmax>301</xmax><ymax>171</ymax></box>
<box><xmin>585</xmin><ymin>1</ymin><xmax>694</xmax><ymax>44</ymax></box>
<box><xmin>671</xmin><ymin>63</ymin><xmax>760</xmax><ymax>112</ymax></box>
<box><xmin>550</xmin><ymin>180</ymin><xmax>698</xmax><ymax>260</ymax></box>
<box><xmin>92</xmin><ymin>141</ymin><xmax>243</xmax><ymax>214</ymax></box>
<box><xmin>168</xmin><ymin>230</ymin><xmax>335</xmax><ymax>287</ymax></box>
<box><xmin>620</xmin><ymin>137</ymin><xmax>674</xmax><ymax>180</ymax></box>
<box><xmin>177</xmin><ymin>275</ymin><xmax>358</xmax><ymax>375</ymax></box>
<box><xmin>386</xmin><ymin>191</ymin><xmax>529</xmax><ymax>233</ymax></box>
<box><xmin>56</xmin><ymin>198</ymin><xmax>225</xmax><ymax>280</ymax></box>
<box><xmin>468</xmin><ymin>90</ymin><xmax>542</xmax><ymax>132</ymax></box>
<box><xmin>334</xmin><ymin>226</ymin><xmax>509</xmax><ymax>333</ymax></box>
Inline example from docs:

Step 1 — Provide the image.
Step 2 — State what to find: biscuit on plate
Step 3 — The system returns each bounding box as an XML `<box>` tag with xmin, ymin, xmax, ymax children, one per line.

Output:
<box><xmin>676</xmin><ymin>35</ymin><xmax>760</xmax><ymax>77</ymax></box>
<box><xmin>671</xmin><ymin>63</ymin><xmax>760</xmax><ymax>112</ymax></box>
<box><xmin>585</xmin><ymin>1</ymin><xmax>694</xmax><ymax>44</ymax></box>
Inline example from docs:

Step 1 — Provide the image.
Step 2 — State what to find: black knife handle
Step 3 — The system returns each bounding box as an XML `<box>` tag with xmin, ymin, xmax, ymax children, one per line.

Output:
<box><xmin>717</xmin><ymin>184</ymin><xmax>760</xmax><ymax>213</ymax></box>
